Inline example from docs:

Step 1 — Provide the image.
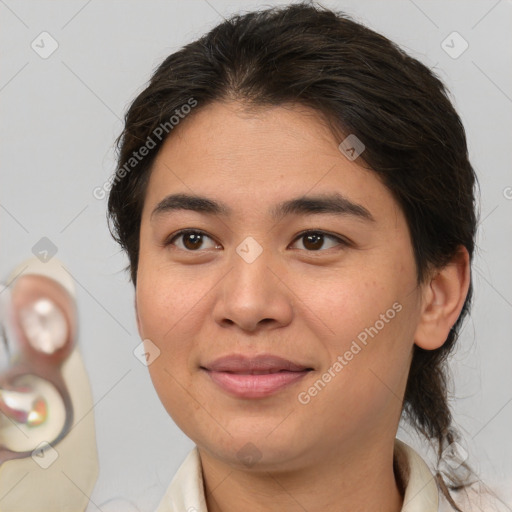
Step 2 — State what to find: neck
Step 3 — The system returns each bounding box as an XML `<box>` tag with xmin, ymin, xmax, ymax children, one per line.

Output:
<box><xmin>198</xmin><ymin>438</ymin><xmax>404</xmax><ymax>512</ymax></box>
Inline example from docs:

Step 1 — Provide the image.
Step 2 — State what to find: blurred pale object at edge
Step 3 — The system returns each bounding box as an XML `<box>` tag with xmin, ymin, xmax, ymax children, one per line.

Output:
<box><xmin>0</xmin><ymin>258</ymin><xmax>98</xmax><ymax>512</ymax></box>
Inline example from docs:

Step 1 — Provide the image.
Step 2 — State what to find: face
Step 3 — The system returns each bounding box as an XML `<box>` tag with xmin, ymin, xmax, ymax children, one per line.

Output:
<box><xmin>136</xmin><ymin>101</ymin><xmax>425</xmax><ymax>471</ymax></box>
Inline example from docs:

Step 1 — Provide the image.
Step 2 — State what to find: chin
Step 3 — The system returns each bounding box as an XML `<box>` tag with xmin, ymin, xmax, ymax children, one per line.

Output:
<box><xmin>195</xmin><ymin>430</ymin><xmax>309</xmax><ymax>472</ymax></box>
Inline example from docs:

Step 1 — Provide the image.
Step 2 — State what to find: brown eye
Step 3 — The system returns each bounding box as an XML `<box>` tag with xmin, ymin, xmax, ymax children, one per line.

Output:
<box><xmin>181</xmin><ymin>232</ymin><xmax>203</xmax><ymax>250</ymax></box>
<box><xmin>166</xmin><ymin>230</ymin><xmax>219</xmax><ymax>251</ymax></box>
<box><xmin>291</xmin><ymin>231</ymin><xmax>347</xmax><ymax>251</ymax></box>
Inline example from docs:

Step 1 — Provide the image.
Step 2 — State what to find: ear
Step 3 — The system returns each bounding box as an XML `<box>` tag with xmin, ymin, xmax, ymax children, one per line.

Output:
<box><xmin>414</xmin><ymin>246</ymin><xmax>471</xmax><ymax>350</ymax></box>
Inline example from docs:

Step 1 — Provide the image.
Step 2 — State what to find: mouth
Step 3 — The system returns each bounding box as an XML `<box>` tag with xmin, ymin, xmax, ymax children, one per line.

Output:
<box><xmin>201</xmin><ymin>353</ymin><xmax>313</xmax><ymax>372</ymax></box>
<box><xmin>210</xmin><ymin>369</ymin><xmax>309</xmax><ymax>374</ymax></box>
<box><xmin>200</xmin><ymin>354</ymin><xmax>314</xmax><ymax>399</ymax></box>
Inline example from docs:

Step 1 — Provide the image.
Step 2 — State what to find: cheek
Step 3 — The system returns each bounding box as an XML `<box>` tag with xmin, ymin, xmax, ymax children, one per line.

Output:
<box><xmin>305</xmin><ymin>269</ymin><xmax>402</xmax><ymax>346</ymax></box>
<box><xmin>303</xmin><ymin>261</ymin><xmax>416</xmax><ymax>397</ymax></box>
<box><xmin>136</xmin><ymin>265</ymin><xmax>208</xmax><ymax>341</ymax></box>
<box><xmin>136</xmin><ymin>272</ymin><xmax>202</xmax><ymax>429</ymax></box>
<box><xmin>135</xmin><ymin>266</ymin><xmax>213</xmax><ymax>408</ymax></box>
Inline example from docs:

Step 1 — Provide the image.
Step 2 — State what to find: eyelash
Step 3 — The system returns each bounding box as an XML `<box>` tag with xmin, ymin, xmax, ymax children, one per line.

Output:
<box><xmin>164</xmin><ymin>229</ymin><xmax>350</xmax><ymax>252</ymax></box>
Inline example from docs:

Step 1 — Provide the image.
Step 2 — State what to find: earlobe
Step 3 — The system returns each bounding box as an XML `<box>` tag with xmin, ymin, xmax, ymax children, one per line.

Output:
<box><xmin>414</xmin><ymin>246</ymin><xmax>471</xmax><ymax>351</ymax></box>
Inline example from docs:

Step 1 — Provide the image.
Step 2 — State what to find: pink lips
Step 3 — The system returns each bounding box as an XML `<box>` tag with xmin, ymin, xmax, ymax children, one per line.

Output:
<box><xmin>201</xmin><ymin>354</ymin><xmax>312</xmax><ymax>399</ymax></box>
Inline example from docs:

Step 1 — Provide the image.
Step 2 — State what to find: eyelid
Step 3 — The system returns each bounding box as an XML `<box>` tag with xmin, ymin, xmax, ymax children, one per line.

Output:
<box><xmin>164</xmin><ymin>229</ymin><xmax>350</xmax><ymax>251</ymax></box>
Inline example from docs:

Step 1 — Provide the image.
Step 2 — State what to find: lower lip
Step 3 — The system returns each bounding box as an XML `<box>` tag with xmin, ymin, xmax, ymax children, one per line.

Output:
<box><xmin>203</xmin><ymin>369</ymin><xmax>311</xmax><ymax>399</ymax></box>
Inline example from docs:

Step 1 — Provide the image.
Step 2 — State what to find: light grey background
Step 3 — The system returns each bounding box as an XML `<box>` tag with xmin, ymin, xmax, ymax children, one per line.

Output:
<box><xmin>1</xmin><ymin>0</ymin><xmax>511</xmax><ymax>509</ymax></box>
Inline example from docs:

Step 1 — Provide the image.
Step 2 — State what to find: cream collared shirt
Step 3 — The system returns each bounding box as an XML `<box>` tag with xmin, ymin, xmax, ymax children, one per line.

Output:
<box><xmin>154</xmin><ymin>439</ymin><xmax>444</xmax><ymax>512</ymax></box>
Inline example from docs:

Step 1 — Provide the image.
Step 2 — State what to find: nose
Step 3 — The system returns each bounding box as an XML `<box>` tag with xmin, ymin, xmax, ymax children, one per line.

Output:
<box><xmin>212</xmin><ymin>243</ymin><xmax>293</xmax><ymax>333</ymax></box>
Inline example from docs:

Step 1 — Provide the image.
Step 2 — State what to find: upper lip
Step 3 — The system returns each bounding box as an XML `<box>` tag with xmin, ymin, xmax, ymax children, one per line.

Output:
<box><xmin>201</xmin><ymin>354</ymin><xmax>313</xmax><ymax>373</ymax></box>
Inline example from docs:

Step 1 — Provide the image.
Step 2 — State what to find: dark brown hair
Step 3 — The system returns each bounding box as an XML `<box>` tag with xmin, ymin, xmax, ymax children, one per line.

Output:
<box><xmin>108</xmin><ymin>3</ymin><xmax>484</xmax><ymax>509</ymax></box>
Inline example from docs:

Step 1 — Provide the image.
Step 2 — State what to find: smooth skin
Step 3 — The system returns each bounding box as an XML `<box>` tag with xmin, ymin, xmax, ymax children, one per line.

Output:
<box><xmin>135</xmin><ymin>101</ymin><xmax>470</xmax><ymax>512</ymax></box>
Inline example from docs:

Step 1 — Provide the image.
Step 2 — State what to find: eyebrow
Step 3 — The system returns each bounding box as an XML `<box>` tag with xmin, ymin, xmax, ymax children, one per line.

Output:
<box><xmin>150</xmin><ymin>192</ymin><xmax>375</xmax><ymax>223</ymax></box>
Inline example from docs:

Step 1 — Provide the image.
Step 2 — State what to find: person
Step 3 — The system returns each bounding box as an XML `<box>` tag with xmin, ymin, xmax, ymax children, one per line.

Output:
<box><xmin>106</xmin><ymin>2</ymin><xmax>507</xmax><ymax>511</ymax></box>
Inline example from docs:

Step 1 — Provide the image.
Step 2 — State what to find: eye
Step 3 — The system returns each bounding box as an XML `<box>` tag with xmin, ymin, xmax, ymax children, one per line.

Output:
<box><xmin>164</xmin><ymin>229</ymin><xmax>349</xmax><ymax>253</ymax></box>
<box><xmin>290</xmin><ymin>230</ymin><xmax>348</xmax><ymax>251</ymax></box>
<box><xmin>165</xmin><ymin>230</ymin><xmax>220</xmax><ymax>251</ymax></box>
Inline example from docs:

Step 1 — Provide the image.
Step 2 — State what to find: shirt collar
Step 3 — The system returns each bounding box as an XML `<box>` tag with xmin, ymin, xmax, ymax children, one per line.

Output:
<box><xmin>394</xmin><ymin>439</ymin><xmax>439</xmax><ymax>511</ymax></box>
<box><xmin>155</xmin><ymin>438</ymin><xmax>439</xmax><ymax>512</ymax></box>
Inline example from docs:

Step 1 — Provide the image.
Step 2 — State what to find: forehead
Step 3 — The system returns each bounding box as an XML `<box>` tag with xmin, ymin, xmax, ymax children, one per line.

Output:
<box><xmin>142</xmin><ymin>101</ymin><xmax>402</xmax><ymax>228</ymax></box>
